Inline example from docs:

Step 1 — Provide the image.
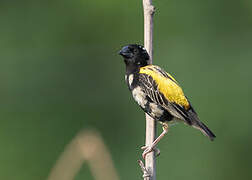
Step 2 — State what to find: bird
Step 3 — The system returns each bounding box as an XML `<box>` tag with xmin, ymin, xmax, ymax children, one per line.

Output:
<box><xmin>118</xmin><ymin>44</ymin><xmax>215</xmax><ymax>159</ymax></box>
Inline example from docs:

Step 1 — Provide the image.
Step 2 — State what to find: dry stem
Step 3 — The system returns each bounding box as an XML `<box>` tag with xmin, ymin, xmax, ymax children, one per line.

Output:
<box><xmin>142</xmin><ymin>0</ymin><xmax>156</xmax><ymax>180</ymax></box>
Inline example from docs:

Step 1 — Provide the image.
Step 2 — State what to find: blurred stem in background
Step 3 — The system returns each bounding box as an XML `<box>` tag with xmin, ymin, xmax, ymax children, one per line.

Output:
<box><xmin>47</xmin><ymin>130</ymin><xmax>119</xmax><ymax>180</ymax></box>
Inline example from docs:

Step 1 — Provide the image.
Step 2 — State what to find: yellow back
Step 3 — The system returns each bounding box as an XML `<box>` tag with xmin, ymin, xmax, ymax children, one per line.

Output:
<box><xmin>139</xmin><ymin>65</ymin><xmax>190</xmax><ymax>109</ymax></box>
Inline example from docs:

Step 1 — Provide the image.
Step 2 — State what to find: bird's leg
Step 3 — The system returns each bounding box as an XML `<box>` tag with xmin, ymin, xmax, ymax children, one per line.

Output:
<box><xmin>141</xmin><ymin>122</ymin><xmax>169</xmax><ymax>159</ymax></box>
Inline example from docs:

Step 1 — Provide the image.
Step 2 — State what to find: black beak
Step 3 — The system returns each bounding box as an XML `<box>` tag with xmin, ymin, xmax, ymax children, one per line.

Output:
<box><xmin>118</xmin><ymin>46</ymin><xmax>133</xmax><ymax>58</ymax></box>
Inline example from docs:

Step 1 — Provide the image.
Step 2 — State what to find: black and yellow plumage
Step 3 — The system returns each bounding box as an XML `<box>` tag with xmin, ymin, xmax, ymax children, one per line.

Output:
<box><xmin>119</xmin><ymin>44</ymin><xmax>215</xmax><ymax>144</ymax></box>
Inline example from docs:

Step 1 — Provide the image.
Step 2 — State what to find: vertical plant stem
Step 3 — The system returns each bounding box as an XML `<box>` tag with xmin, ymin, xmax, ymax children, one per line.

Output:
<box><xmin>142</xmin><ymin>0</ymin><xmax>156</xmax><ymax>180</ymax></box>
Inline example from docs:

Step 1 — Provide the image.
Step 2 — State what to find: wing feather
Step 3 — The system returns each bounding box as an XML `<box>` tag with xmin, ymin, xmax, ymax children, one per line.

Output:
<box><xmin>137</xmin><ymin>65</ymin><xmax>216</xmax><ymax>140</ymax></box>
<box><xmin>139</xmin><ymin>65</ymin><xmax>191</xmax><ymax>122</ymax></box>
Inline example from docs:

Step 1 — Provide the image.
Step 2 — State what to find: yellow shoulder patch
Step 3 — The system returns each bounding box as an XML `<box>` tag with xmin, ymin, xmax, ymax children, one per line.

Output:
<box><xmin>139</xmin><ymin>65</ymin><xmax>190</xmax><ymax>109</ymax></box>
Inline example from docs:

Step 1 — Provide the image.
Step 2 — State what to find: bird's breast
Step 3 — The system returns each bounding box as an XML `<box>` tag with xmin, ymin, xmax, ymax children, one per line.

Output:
<box><xmin>125</xmin><ymin>73</ymin><xmax>136</xmax><ymax>90</ymax></box>
<box><xmin>131</xmin><ymin>86</ymin><xmax>171</xmax><ymax>121</ymax></box>
<box><xmin>131</xmin><ymin>86</ymin><xmax>148</xmax><ymax>109</ymax></box>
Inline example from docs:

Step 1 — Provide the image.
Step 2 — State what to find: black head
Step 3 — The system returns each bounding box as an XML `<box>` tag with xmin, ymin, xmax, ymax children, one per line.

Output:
<box><xmin>119</xmin><ymin>44</ymin><xmax>150</xmax><ymax>67</ymax></box>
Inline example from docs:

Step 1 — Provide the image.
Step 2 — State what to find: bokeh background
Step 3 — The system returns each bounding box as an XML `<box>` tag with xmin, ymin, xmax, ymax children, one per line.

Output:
<box><xmin>1</xmin><ymin>0</ymin><xmax>252</xmax><ymax>179</ymax></box>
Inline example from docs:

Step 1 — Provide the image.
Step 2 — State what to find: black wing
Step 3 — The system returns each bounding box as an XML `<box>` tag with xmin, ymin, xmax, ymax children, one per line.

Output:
<box><xmin>138</xmin><ymin>73</ymin><xmax>192</xmax><ymax>124</ymax></box>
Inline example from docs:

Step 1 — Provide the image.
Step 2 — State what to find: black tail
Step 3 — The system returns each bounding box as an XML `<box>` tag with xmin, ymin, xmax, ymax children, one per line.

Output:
<box><xmin>188</xmin><ymin>108</ymin><xmax>216</xmax><ymax>141</ymax></box>
<box><xmin>193</xmin><ymin>120</ymin><xmax>216</xmax><ymax>141</ymax></box>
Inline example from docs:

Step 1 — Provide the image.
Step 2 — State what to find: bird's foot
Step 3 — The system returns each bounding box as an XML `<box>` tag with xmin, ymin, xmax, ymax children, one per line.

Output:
<box><xmin>141</xmin><ymin>145</ymin><xmax>160</xmax><ymax>159</ymax></box>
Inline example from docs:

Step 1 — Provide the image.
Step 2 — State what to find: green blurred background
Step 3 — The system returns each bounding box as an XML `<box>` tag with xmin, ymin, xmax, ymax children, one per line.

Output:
<box><xmin>1</xmin><ymin>0</ymin><xmax>252</xmax><ymax>179</ymax></box>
